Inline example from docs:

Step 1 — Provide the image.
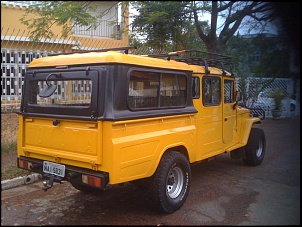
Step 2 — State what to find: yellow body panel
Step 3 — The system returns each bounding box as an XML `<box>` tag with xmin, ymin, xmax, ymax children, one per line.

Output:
<box><xmin>99</xmin><ymin>115</ymin><xmax>196</xmax><ymax>183</ymax></box>
<box><xmin>18</xmin><ymin>116</ymin><xmax>102</xmax><ymax>169</ymax></box>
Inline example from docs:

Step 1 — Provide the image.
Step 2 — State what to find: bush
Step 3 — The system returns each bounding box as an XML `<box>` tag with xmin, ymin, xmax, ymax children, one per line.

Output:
<box><xmin>269</xmin><ymin>88</ymin><xmax>288</xmax><ymax>110</ymax></box>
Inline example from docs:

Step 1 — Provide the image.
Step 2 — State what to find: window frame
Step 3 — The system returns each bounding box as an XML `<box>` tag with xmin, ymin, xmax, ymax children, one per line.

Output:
<box><xmin>223</xmin><ymin>79</ymin><xmax>235</xmax><ymax>104</ymax></box>
<box><xmin>22</xmin><ymin>68</ymin><xmax>99</xmax><ymax>117</ymax></box>
<box><xmin>202</xmin><ymin>76</ymin><xmax>221</xmax><ymax>107</ymax></box>
<box><xmin>192</xmin><ymin>76</ymin><xmax>200</xmax><ymax>99</ymax></box>
<box><xmin>127</xmin><ymin>68</ymin><xmax>188</xmax><ymax>111</ymax></box>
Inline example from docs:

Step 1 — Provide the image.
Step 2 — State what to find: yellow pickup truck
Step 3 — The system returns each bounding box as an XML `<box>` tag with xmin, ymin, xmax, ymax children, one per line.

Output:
<box><xmin>17</xmin><ymin>47</ymin><xmax>265</xmax><ymax>213</ymax></box>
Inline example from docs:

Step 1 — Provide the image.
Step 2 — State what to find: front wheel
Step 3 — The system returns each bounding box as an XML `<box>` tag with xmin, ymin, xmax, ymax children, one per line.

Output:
<box><xmin>147</xmin><ymin>151</ymin><xmax>191</xmax><ymax>214</ymax></box>
<box><xmin>243</xmin><ymin>128</ymin><xmax>266</xmax><ymax>166</ymax></box>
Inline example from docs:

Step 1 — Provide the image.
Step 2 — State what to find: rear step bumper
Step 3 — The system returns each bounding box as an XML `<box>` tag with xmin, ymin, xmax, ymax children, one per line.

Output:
<box><xmin>17</xmin><ymin>157</ymin><xmax>109</xmax><ymax>191</ymax></box>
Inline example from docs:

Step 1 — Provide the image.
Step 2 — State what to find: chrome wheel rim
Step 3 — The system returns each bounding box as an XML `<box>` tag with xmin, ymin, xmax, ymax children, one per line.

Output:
<box><xmin>166</xmin><ymin>166</ymin><xmax>184</xmax><ymax>199</ymax></box>
<box><xmin>256</xmin><ymin>140</ymin><xmax>263</xmax><ymax>157</ymax></box>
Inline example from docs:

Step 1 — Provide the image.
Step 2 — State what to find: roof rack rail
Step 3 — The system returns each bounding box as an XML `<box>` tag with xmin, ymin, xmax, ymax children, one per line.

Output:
<box><xmin>176</xmin><ymin>57</ymin><xmax>210</xmax><ymax>74</ymax></box>
<box><xmin>145</xmin><ymin>50</ymin><xmax>234</xmax><ymax>76</ymax></box>
<box><xmin>175</xmin><ymin>50</ymin><xmax>234</xmax><ymax>76</ymax></box>
<box><xmin>47</xmin><ymin>46</ymin><xmax>137</xmax><ymax>56</ymax></box>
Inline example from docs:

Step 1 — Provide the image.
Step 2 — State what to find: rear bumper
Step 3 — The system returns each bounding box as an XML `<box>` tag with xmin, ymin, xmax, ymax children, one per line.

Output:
<box><xmin>17</xmin><ymin>156</ymin><xmax>109</xmax><ymax>189</ymax></box>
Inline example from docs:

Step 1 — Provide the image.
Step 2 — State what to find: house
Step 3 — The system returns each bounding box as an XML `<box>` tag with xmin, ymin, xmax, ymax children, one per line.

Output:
<box><xmin>1</xmin><ymin>1</ymin><xmax>129</xmax><ymax>111</ymax></box>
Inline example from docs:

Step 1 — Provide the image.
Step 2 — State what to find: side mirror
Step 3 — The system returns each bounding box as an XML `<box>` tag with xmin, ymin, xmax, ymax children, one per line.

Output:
<box><xmin>233</xmin><ymin>91</ymin><xmax>242</xmax><ymax>110</ymax></box>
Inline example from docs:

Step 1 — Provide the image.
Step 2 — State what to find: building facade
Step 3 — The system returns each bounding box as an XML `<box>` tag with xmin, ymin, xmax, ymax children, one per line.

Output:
<box><xmin>1</xmin><ymin>1</ymin><xmax>129</xmax><ymax>111</ymax></box>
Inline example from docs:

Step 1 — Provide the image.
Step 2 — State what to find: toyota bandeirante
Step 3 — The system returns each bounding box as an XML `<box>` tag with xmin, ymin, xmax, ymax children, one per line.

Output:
<box><xmin>17</xmin><ymin>46</ymin><xmax>265</xmax><ymax>213</ymax></box>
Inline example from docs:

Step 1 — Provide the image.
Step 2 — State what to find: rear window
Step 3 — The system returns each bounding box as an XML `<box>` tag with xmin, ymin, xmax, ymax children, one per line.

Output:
<box><xmin>22</xmin><ymin>69</ymin><xmax>99</xmax><ymax>117</ymax></box>
<box><xmin>29</xmin><ymin>79</ymin><xmax>92</xmax><ymax>107</ymax></box>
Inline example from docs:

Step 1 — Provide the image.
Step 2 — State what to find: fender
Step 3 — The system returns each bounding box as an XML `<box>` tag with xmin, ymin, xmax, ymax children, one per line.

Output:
<box><xmin>226</xmin><ymin>117</ymin><xmax>261</xmax><ymax>152</ymax></box>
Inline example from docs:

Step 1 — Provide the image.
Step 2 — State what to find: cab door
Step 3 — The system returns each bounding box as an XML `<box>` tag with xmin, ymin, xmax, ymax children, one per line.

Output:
<box><xmin>222</xmin><ymin>78</ymin><xmax>237</xmax><ymax>144</ymax></box>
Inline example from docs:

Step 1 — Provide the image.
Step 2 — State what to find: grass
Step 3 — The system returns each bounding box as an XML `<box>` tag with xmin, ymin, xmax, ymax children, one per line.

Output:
<box><xmin>1</xmin><ymin>141</ymin><xmax>17</xmax><ymax>153</ymax></box>
<box><xmin>1</xmin><ymin>141</ymin><xmax>31</xmax><ymax>181</ymax></box>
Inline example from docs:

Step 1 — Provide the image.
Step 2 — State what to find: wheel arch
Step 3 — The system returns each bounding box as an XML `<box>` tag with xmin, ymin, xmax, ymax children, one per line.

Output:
<box><xmin>238</xmin><ymin>117</ymin><xmax>262</xmax><ymax>146</ymax></box>
<box><xmin>151</xmin><ymin>144</ymin><xmax>190</xmax><ymax>177</ymax></box>
<box><xmin>165</xmin><ymin>145</ymin><xmax>189</xmax><ymax>161</ymax></box>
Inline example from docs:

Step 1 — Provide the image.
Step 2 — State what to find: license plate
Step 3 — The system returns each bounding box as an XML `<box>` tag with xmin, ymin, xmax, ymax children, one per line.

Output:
<box><xmin>43</xmin><ymin>161</ymin><xmax>65</xmax><ymax>177</ymax></box>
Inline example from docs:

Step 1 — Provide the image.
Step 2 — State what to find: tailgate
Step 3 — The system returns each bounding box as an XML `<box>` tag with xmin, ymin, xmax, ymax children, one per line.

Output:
<box><xmin>20</xmin><ymin>117</ymin><xmax>102</xmax><ymax>167</ymax></box>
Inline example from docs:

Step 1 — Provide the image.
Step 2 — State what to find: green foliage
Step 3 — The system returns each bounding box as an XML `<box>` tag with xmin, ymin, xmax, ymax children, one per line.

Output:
<box><xmin>226</xmin><ymin>33</ymin><xmax>290</xmax><ymax>79</ymax></box>
<box><xmin>269</xmin><ymin>88</ymin><xmax>288</xmax><ymax>110</ymax></box>
<box><xmin>1</xmin><ymin>141</ymin><xmax>17</xmax><ymax>154</ymax></box>
<box><xmin>249</xmin><ymin>34</ymin><xmax>290</xmax><ymax>78</ymax></box>
<box><xmin>1</xmin><ymin>163</ymin><xmax>30</xmax><ymax>181</ymax></box>
<box><xmin>1</xmin><ymin>141</ymin><xmax>30</xmax><ymax>181</ymax></box>
<box><xmin>131</xmin><ymin>1</ymin><xmax>192</xmax><ymax>51</ymax></box>
<box><xmin>130</xmin><ymin>1</ymin><xmax>210</xmax><ymax>51</ymax></box>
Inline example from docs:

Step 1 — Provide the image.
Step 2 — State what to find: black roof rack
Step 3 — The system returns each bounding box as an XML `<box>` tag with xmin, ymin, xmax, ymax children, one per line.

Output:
<box><xmin>47</xmin><ymin>46</ymin><xmax>137</xmax><ymax>56</ymax></box>
<box><xmin>146</xmin><ymin>50</ymin><xmax>234</xmax><ymax>76</ymax></box>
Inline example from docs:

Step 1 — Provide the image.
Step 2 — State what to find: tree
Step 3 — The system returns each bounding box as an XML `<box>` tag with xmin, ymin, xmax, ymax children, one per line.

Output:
<box><xmin>21</xmin><ymin>1</ymin><xmax>279</xmax><ymax>54</ymax></box>
<box><xmin>131</xmin><ymin>1</ymin><xmax>275</xmax><ymax>53</ymax></box>
<box><xmin>130</xmin><ymin>1</ymin><xmax>211</xmax><ymax>51</ymax></box>
<box><xmin>191</xmin><ymin>1</ymin><xmax>275</xmax><ymax>53</ymax></box>
<box><xmin>130</xmin><ymin>1</ymin><xmax>190</xmax><ymax>51</ymax></box>
<box><xmin>227</xmin><ymin>33</ymin><xmax>290</xmax><ymax>78</ymax></box>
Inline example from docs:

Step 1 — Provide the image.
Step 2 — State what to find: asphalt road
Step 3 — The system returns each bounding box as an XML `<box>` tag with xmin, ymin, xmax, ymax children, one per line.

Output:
<box><xmin>1</xmin><ymin>116</ymin><xmax>300</xmax><ymax>225</ymax></box>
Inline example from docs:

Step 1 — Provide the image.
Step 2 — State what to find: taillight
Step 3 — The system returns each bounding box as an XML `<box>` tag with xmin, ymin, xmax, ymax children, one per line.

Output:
<box><xmin>82</xmin><ymin>174</ymin><xmax>102</xmax><ymax>188</ymax></box>
<box><xmin>18</xmin><ymin>159</ymin><xmax>33</xmax><ymax>170</ymax></box>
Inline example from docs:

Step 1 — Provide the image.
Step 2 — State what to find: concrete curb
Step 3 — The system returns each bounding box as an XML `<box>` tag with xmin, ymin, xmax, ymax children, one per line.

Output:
<box><xmin>1</xmin><ymin>173</ymin><xmax>41</xmax><ymax>191</ymax></box>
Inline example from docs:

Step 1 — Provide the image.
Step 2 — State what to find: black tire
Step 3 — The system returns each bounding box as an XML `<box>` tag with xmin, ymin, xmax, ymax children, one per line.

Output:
<box><xmin>147</xmin><ymin>151</ymin><xmax>191</xmax><ymax>214</ymax></box>
<box><xmin>243</xmin><ymin>128</ymin><xmax>266</xmax><ymax>166</ymax></box>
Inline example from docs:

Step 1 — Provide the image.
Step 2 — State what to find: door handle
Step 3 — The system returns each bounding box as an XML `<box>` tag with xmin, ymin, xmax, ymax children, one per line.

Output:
<box><xmin>224</xmin><ymin>118</ymin><xmax>228</xmax><ymax>122</ymax></box>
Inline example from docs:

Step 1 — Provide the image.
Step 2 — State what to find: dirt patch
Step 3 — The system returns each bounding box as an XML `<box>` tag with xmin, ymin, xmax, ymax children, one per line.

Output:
<box><xmin>1</xmin><ymin>112</ymin><xmax>19</xmax><ymax>143</ymax></box>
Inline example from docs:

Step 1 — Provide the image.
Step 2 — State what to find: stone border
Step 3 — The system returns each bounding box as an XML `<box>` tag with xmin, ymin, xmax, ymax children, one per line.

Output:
<box><xmin>1</xmin><ymin>173</ymin><xmax>41</xmax><ymax>191</ymax></box>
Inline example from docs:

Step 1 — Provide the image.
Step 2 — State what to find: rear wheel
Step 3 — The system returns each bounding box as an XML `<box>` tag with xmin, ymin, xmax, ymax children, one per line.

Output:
<box><xmin>243</xmin><ymin>128</ymin><xmax>266</xmax><ymax>166</ymax></box>
<box><xmin>147</xmin><ymin>151</ymin><xmax>191</xmax><ymax>214</ymax></box>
